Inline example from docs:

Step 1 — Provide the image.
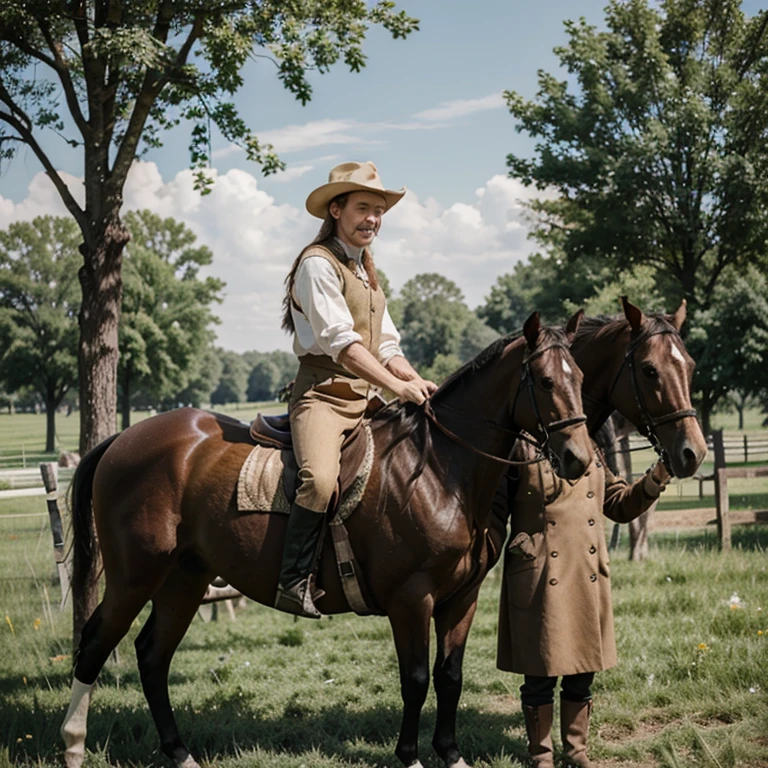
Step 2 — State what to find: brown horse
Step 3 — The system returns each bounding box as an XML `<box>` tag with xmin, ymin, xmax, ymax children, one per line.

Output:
<box><xmin>62</xmin><ymin>312</ymin><xmax>593</xmax><ymax>768</ymax></box>
<box><xmin>571</xmin><ymin>297</ymin><xmax>707</xmax><ymax>477</ymax></box>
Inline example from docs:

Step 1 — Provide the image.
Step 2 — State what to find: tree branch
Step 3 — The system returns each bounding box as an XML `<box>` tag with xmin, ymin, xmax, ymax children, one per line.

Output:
<box><xmin>36</xmin><ymin>18</ymin><xmax>91</xmax><ymax>141</ymax></box>
<box><xmin>0</xmin><ymin>107</ymin><xmax>87</xmax><ymax>235</ymax></box>
<box><xmin>110</xmin><ymin>12</ymin><xmax>204</xmax><ymax>189</ymax></box>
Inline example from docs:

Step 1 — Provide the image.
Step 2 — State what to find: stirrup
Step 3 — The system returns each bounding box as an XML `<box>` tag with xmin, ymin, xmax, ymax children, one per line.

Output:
<box><xmin>274</xmin><ymin>579</ymin><xmax>324</xmax><ymax>619</ymax></box>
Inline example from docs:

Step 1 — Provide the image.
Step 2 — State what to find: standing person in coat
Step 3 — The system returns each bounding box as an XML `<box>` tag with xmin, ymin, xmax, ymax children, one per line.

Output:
<box><xmin>276</xmin><ymin>160</ymin><xmax>437</xmax><ymax>620</ymax></box>
<box><xmin>495</xmin><ymin>436</ymin><xmax>670</xmax><ymax>767</ymax></box>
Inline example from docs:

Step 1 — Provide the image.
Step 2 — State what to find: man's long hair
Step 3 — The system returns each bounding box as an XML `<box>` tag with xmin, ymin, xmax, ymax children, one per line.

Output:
<box><xmin>282</xmin><ymin>193</ymin><xmax>380</xmax><ymax>334</ymax></box>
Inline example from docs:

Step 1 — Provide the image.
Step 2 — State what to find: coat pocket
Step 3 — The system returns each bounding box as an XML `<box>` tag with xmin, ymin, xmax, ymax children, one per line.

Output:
<box><xmin>504</xmin><ymin>531</ymin><xmax>544</xmax><ymax>610</ymax></box>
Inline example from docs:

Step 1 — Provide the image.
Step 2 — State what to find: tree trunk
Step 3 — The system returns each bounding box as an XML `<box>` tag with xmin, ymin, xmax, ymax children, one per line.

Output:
<box><xmin>121</xmin><ymin>362</ymin><xmax>132</xmax><ymax>431</ymax></box>
<box><xmin>737</xmin><ymin>404</ymin><xmax>744</xmax><ymax>431</ymax></box>
<box><xmin>74</xmin><ymin>215</ymin><xmax>129</xmax><ymax>647</ymax></box>
<box><xmin>45</xmin><ymin>395</ymin><xmax>56</xmax><ymax>453</ymax></box>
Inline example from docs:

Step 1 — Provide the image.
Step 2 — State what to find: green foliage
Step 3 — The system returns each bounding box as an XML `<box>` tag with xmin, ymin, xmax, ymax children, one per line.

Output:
<box><xmin>687</xmin><ymin>265</ymin><xmax>768</xmax><ymax>432</ymax></box>
<box><xmin>0</xmin><ymin>217</ymin><xmax>81</xmax><ymax>450</ymax></box>
<box><xmin>118</xmin><ymin>211</ymin><xmax>224</xmax><ymax>424</ymax></box>
<box><xmin>211</xmin><ymin>349</ymin><xmax>250</xmax><ymax>405</ymax></box>
<box><xmin>505</xmin><ymin>0</ymin><xmax>768</xmax><ymax>313</ymax></box>
<box><xmin>0</xmin><ymin>1</ymin><xmax>419</xmax><ymax>194</ymax></box>
<box><xmin>243</xmin><ymin>350</ymin><xmax>297</xmax><ymax>402</ymax></box>
<box><xmin>396</xmin><ymin>273</ymin><xmax>498</xmax><ymax>371</ymax></box>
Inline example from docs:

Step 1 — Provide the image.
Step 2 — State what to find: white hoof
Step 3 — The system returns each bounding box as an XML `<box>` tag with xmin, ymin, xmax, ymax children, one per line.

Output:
<box><xmin>177</xmin><ymin>755</ymin><xmax>201</xmax><ymax>768</ymax></box>
<box><xmin>448</xmin><ymin>759</ymin><xmax>471</xmax><ymax>768</ymax></box>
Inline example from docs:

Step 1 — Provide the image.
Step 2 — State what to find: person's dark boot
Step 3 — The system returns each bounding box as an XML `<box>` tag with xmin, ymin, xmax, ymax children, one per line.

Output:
<box><xmin>560</xmin><ymin>697</ymin><xmax>593</xmax><ymax>768</ymax></box>
<box><xmin>522</xmin><ymin>703</ymin><xmax>554</xmax><ymax>768</ymax></box>
<box><xmin>274</xmin><ymin>502</ymin><xmax>326</xmax><ymax>619</ymax></box>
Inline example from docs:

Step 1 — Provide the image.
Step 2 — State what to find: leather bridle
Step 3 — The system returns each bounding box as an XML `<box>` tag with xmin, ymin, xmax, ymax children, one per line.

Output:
<box><xmin>605</xmin><ymin>327</ymin><xmax>698</xmax><ymax>470</ymax></box>
<box><xmin>424</xmin><ymin>342</ymin><xmax>587</xmax><ymax>468</ymax></box>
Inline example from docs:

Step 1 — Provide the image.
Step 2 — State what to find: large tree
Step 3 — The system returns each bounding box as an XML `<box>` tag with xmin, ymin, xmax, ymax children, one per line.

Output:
<box><xmin>0</xmin><ymin>1</ymin><xmax>418</xmax><ymax>458</ymax></box>
<box><xmin>687</xmin><ymin>265</ymin><xmax>768</xmax><ymax>433</ymax></box>
<box><xmin>0</xmin><ymin>2</ymin><xmax>417</xmax><ymax>641</ymax></box>
<box><xmin>505</xmin><ymin>0</ymin><xmax>768</xmax><ymax>315</ymax></box>
<box><xmin>119</xmin><ymin>210</ymin><xmax>223</xmax><ymax>428</ymax></box>
<box><xmin>0</xmin><ymin>216</ymin><xmax>80</xmax><ymax>451</ymax></box>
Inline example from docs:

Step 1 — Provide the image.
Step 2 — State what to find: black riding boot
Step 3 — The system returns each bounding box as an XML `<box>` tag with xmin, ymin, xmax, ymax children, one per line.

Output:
<box><xmin>274</xmin><ymin>502</ymin><xmax>326</xmax><ymax>619</ymax></box>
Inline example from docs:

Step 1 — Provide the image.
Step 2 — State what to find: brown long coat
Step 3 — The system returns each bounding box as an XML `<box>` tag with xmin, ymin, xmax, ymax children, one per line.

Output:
<box><xmin>496</xmin><ymin>442</ymin><xmax>663</xmax><ymax>677</ymax></box>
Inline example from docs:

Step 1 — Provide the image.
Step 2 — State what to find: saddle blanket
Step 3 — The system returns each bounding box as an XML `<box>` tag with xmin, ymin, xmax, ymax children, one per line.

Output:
<box><xmin>236</xmin><ymin>424</ymin><xmax>375</xmax><ymax>522</ymax></box>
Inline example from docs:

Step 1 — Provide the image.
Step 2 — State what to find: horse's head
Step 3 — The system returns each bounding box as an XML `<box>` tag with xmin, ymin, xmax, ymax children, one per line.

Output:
<box><xmin>573</xmin><ymin>297</ymin><xmax>707</xmax><ymax>478</ymax></box>
<box><xmin>513</xmin><ymin>311</ymin><xmax>593</xmax><ymax>480</ymax></box>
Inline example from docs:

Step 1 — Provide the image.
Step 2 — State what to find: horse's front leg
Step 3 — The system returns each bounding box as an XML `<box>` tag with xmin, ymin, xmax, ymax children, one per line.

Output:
<box><xmin>388</xmin><ymin>585</ymin><xmax>434</xmax><ymax>768</ymax></box>
<box><xmin>431</xmin><ymin>590</ymin><xmax>480</xmax><ymax>768</ymax></box>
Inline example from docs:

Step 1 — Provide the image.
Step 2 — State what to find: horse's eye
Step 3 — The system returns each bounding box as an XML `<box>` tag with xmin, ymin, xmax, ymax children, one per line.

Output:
<box><xmin>540</xmin><ymin>376</ymin><xmax>554</xmax><ymax>392</ymax></box>
<box><xmin>642</xmin><ymin>364</ymin><xmax>659</xmax><ymax>379</ymax></box>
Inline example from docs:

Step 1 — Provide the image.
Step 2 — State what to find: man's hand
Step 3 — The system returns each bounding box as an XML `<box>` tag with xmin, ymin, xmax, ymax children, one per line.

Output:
<box><xmin>387</xmin><ymin>356</ymin><xmax>438</xmax><ymax>398</ymax></box>
<box><xmin>392</xmin><ymin>377</ymin><xmax>434</xmax><ymax>405</ymax></box>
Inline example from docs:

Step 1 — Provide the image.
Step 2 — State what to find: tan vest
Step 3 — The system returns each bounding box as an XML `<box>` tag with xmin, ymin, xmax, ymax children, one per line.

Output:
<box><xmin>291</xmin><ymin>245</ymin><xmax>386</xmax><ymax>402</ymax></box>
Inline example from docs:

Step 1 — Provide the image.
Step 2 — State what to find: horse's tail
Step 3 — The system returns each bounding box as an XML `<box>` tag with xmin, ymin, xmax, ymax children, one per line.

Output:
<box><xmin>71</xmin><ymin>434</ymin><xmax>120</xmax><ymax>596</ymax></box>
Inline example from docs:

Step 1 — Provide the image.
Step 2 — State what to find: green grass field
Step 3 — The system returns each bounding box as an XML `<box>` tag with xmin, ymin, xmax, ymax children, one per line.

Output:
<box><xmin>1</xmin><ymin>490</ymin><xmax>767</xmax><ymax>768</ymax></box>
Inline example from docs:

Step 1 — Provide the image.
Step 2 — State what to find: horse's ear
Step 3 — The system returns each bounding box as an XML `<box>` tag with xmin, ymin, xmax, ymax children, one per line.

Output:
<box><xmin>621</xmin><ymin>295</ymin><xmax>644</xmax><ymax>332</ymax></box>
<box><xmin>565</xmin><ymin>308</ymin><xmax>584</xmax><ymax>343</ymax></box>
<box><xmin>523</xmin><ymin>311</ymin><xmax>541</xmax><ymax>350</ymax></box>
<box><xmin>669</xmin><ymin>298</ymin><xmax>687</xmax><ymax>331</ymax></box>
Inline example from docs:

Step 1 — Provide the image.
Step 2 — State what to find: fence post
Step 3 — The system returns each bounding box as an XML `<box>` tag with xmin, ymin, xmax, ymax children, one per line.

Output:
<box><xmin>39</xmin><ymin>462</ymin><xmax>71</xmax><ymax>608</ymax></box>
<box><xmin>711</xmin><ymin>430</ymin><xmax>731</xmax><ymax>552</ymax></box>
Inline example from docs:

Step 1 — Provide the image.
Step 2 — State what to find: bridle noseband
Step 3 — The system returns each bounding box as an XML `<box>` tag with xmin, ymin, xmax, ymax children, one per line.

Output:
<box><xmin>607</xmin><ymin>327</ymin><xmax>698</xmax><ymax>469</ymax></box>
<box><xmin>424</xmin><ymin>342</ymin><xmax>587</xmax><ymax>468</ymax></box>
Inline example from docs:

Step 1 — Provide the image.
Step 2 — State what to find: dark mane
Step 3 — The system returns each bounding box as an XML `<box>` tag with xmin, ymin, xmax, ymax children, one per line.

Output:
<box><xmin>432</xmin><ymin>325</ymin><xmax>569</xmax><ymax>402</ymax></box>
<box><xmin>371</xmin><ymin>325</ymin><xmax>567</xmax><ymax>511</ymax></box>
<box><xmin>572</xmin><ymin>312</ymin><xmax>674</xmax><ymax>354</ymax></box>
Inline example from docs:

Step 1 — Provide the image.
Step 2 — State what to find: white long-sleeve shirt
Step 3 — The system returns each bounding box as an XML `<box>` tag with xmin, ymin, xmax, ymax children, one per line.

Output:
<box><xmin>291</xmin><ymin>239</ymin><xmax>404</xmax><ymax>365</ymax></box>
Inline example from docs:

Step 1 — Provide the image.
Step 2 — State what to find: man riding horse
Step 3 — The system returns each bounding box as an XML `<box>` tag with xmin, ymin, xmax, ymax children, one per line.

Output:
<box><xmin>276</xmin><ymin>160</ymin><xmax>437</xmax><ymax>619</ymax></box>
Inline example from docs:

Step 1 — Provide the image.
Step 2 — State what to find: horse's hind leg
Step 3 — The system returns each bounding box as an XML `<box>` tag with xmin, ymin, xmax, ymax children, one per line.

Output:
<box><xmin>135</xmin><ymin>564</ymin><xmax>212</xmax><ymax>768</ymax></box>
<box><xmin>62</xmin><ymin>587</ymin><xmax>158</xmax><ymax>768</ymax></box>
<box><xmin>431</xmin><ymin>592</ymin><xmax>479</xmax><ymax>768</ymax></box>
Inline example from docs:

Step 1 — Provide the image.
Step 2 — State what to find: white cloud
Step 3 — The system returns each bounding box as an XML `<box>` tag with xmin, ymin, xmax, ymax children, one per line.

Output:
<box><xmin>269</xmin><ymin>164</ymin><xmax>315</xmax><ymax>183</ymax></box>
<box><xmin>258</xmin><ymin>119</ymin><xmax>384</xmax><ymax>154</ymax></box>
<box><xmin>0</xmin><ymin>164</ymin><xmax>549</xmax><ymax>353</ymax></box>
<box><xmin>412</xmin><ymin>93</ymin><xmax>505</xmax><ymax>123</ymax></box>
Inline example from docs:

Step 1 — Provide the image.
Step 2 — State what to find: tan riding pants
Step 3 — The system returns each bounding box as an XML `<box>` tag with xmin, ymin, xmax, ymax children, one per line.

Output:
<box><xmin>289</xmin><ymin>370</ymin><xmax>369</xmax><ymax>513</ymax></box>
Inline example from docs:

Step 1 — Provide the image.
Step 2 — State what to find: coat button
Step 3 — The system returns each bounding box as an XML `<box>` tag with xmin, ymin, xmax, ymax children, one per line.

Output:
<box><xmin>548</xmin><ymin>520</ymin><xmax>556</xmax><ymax>526</ymax></box>
<box><xmin>586</xmin><ymin>491</ymin><xmax>595</xmax><ymax>499</ymax></box>
<box><xmin>588</xmin><ymin>519</ymin><xmax>595</xmax><ymax>526</ymax></box>
<box><xmin>551</xmin><ymin>551</ymin><xmax>558</xmax><ymax>558</ymax></box>
<box><xmin>590</xmin><ymin>573</ymin><xmax>597</xmax><ymax>582</ymax></box>
<box><xmin>549</xmin><ymin>578</ymin><xmax>558</xmax><ymax>586</ymax></box>
<box><xmin>589</xmin><ymin>545</ymin><xmax>596</xmax><ymax>554</ymax></box>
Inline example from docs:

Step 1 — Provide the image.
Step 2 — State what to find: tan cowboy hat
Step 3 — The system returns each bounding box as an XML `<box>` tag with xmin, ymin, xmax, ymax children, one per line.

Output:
<box><xmin>305</xmin><ymin>161</ymin><xmax>406</xmax><ymax>219</ymax></box>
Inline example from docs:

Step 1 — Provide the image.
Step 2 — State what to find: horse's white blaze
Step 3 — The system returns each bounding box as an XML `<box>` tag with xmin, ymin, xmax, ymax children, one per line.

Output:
<box><xmin>670</xmin><ymin>338</ymin><xmax>686</xmax><ymax>364</ymax></box>
<box><xmin>61</xmin><ymin>678</ymin><xmax>94</xmax><ymax>768</ymax></box>
<box><xmin>562</xmin><ymin>359</ymin><xmax>572</xmax><ymax>375</ymax></box>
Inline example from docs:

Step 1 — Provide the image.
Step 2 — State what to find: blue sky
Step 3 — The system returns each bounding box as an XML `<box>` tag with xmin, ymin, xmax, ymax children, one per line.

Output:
<box><xmin>1</xmin><ymin>0</ymin><xmax>761</xmax><ymax>352</ymax></box>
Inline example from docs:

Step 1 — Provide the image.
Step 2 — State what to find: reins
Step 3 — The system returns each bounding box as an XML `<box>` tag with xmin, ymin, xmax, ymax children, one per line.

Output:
<box><xmin>423</xmin><ymin>342</ymin><xmax>587</xmax><ymax>468</ymax></box>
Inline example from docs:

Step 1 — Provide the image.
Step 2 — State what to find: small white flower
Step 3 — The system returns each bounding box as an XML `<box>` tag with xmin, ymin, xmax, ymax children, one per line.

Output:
<box><xmin>647</xmin><ymin>673</ymin><xmax>655</xmax><ymax>686</ymax></box>
<box><xmin>324</xmin><ymin>678</ymin><xmax>334</xmax><ymax>684</ymax></box>
<box><xmin>749</xmin><ymin>687</ymin><xmax>758</xmax><ymax>694</ymax></box>
<box><xmin>244</xmin><ymin>661</ymin><xmax>250</xmax><ymax>667</ymax></box>
<box><xmin>666</xmin><ymin>576</ymin><xmax>672</xmax><ymax>582</ymax></box>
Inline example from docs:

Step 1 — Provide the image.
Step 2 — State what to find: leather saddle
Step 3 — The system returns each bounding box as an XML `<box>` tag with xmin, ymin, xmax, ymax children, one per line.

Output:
<box><xmin>247</xmin><ymin>394</ymin><xmax>387</xmax><ymax>510</ymax></box>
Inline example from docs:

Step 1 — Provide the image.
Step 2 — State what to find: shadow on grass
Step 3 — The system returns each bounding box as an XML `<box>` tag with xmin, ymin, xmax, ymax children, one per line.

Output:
<box><xmin>2</xmin><ymin>695</ymin><xmax>527</xmax><ymax>767</ymax></box>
